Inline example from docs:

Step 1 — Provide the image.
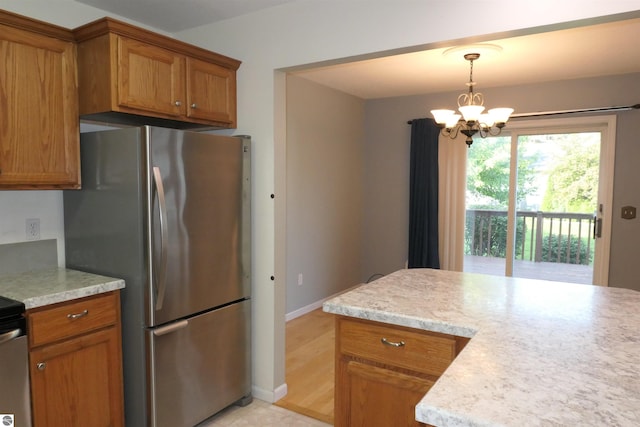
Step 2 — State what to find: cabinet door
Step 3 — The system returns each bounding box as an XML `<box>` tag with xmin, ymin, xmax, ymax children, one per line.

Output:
<box><xmin>29</xmin><ymin>327</ymin><xmax>124</xmax><ymax>427</ymax></box>
<box><xmin>117</xmin><ymin>36</ymin><xmax>186</xmax><ymax>117</ymax></box>
<box><xmin>186</xmin><ymin>57</ymin><xmax>237</xmax><ymax>126</ymax></box>
<box><xmin>0</xmin><ymin>25</ymin><xmax>79</xmax><ymax>188</ymax></box>
<box><xmin>336</xmin><ymin>360</ymin><xmax>432</xmax><ymax>427</ymax></box>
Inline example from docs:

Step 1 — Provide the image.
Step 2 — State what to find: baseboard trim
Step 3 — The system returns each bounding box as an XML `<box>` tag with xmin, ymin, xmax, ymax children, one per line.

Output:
<box><xmin>251</xmin><ymin>382</ymin><xmax>288</xmax><ymax>403</ymax></box>
<box><xmin>273</xmin><ymin>383</ymin><xmax>288</xmax><ymax>402</ymax></box>
<box><xmin>285</xmin><ymin>283</ymin><xmax>364</xmax><ymax>322</ymax></box>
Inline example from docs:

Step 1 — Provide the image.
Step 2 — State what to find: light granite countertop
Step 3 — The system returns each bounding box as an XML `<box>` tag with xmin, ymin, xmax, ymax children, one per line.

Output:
<box><xmin>0</xmin><ymin>268</ymin><xmax>125</xmax><ymax>309</ymax></box>
<box><xmin>323</xmin><ymin>268</ymin><xmax>640</xmax><ymax>427</ymax></box>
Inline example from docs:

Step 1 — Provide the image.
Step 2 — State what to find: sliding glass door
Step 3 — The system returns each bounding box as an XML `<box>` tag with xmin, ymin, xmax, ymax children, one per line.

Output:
<box><xmin>463</xmin><ymin>116</ymin><xmax>616</xmax><ymax>286</ymax></box>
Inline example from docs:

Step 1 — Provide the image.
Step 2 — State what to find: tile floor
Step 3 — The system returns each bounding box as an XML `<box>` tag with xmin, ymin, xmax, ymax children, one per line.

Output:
<box><xmin>197</xmin><ymin>399</ymin><xmax>332</xmax><ymax>426</ymax></box>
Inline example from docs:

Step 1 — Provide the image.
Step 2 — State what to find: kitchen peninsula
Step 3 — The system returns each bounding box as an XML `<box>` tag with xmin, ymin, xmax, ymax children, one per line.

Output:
<box><xmin>323</xmin><ymin>268</ymin><xmax>640</xmax><ymax>426</ymax></box>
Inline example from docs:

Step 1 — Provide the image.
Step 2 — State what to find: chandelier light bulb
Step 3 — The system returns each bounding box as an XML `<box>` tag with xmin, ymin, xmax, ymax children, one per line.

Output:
<box><xmin>459</xmin><ymin>105</ymin><xmax>485</xmax><ymax>123</ymax></box>
<box><xmin>431</xmin><ymin>109</ymin><xmax>456</xmax><ymax>125</ymax></box>
<box><xmin>445</xmin><ymin>114</ymin><xmax>462</xmax><ymax>129</ymax></box>
<box><xmin>479</xmin><ymin>113</ymin><xmax>495</xmax><ymax>128</ymax></box>
<box><xmin>488</xmin><ymin>108</ymin><xmax>514</xmax><ymax>126</ymax></box>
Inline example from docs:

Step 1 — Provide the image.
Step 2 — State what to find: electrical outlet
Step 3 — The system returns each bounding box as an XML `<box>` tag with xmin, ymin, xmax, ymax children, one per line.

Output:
<box><xmin>621</xmin><ymin>206</ymin><xmax>636</xmax><ymax>220</ymax></box>
<box><xmin>298</xmin><ymin>273</ymin><xmax>303</xmax><ymax>286</ymax></box>
<box><xmin>26</xmin><ymin>218</ymin><xmax>40</xmax><ymax>240</ymax></box>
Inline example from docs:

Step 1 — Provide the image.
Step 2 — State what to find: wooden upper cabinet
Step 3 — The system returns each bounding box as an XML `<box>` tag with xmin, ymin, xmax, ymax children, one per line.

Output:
<box><xmin>0</xmin><ymin>10</ymin><xmax>80</xmax><ymax>189</ymax></box>
<box><xmin>118</xmin><ymin>37</ymin><xmax>186</xmax><ymax>117</ymax></box>
<box><xmin>73</xmin><ymin>17</ymin><xmax>241</xmax><ymax>128</ymax></box>
<box><xmin>186</xmin><ymin>58</ymin><xmax>237</xmax><ymax>124</ymax></box>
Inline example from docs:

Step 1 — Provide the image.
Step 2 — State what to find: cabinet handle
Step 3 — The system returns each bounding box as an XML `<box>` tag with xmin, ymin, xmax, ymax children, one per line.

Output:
<box><xmin>67</xmin><ymin>309</ymin><xmax>89</xmax><ymax>319</ymax></box>
<box><xmin>37</xmin><ymin>362</ymin><xmax>46</xmax><ymax>371</ymax></box>
<box><xmin>174</xmin><ymin>101</ymin><xmax>182</xmax><ymax>106</ymax></box>
<box><xmin>191</xmin><ymin>103</ymin><xmax>197</xmax><ymax>109</ymax></box>
<box><xmin>381</xmin><ymin>337</ymin><xmax>405</xmax><ymax>347</ymax></box>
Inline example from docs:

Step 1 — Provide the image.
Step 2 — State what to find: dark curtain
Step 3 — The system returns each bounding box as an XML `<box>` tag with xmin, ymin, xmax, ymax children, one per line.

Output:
<box><xmin>408</xmin><ymin>118</ymin><xmax>440</xmax><ymax>269</ymax></box>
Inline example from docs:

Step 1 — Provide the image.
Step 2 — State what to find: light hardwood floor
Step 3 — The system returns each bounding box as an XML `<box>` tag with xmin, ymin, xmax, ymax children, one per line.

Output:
<box><xmin>274</xmin><ymin>308</ymin><xmax>336</xmax><ymax>425</ymax></box>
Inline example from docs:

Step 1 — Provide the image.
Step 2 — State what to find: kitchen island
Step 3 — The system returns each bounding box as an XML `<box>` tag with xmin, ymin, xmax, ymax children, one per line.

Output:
<box><xmin>323</xmin><ymin>268</ymin><xmax>640</xmax><ymax>427</ymax></box>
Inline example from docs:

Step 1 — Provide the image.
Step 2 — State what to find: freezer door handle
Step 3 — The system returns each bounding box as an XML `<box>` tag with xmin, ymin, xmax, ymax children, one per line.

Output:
<box><xmin>153</xmin><ymin>166</ymin><xmax>169</xmax><ymax>311</ymax></box>
<box><xmin>153</xmin><ymin>320</ymin><xmax>189</xmax><ymax>336</ymax></box>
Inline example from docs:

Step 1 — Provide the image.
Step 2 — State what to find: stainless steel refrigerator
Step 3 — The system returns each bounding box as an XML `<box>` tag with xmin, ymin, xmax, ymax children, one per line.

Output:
<box><xmin>64</xmin><ymin>126</ymin><xmax>251</xmax><ymax>427</ymax></box>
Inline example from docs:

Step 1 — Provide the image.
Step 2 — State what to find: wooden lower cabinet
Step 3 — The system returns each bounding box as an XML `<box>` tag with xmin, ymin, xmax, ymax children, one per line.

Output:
<box><xmin>27</xmin><ymin>291</ymin><xmax>124</xmax><ymax>427</ymax></box>
<box><xmin>345</xmin><ymin>361</ymin><xmax>433</xmax><ymax>427</ymax></box>
<box><xmin>334</xmin><ymin>316</ymin><xmax>468</xmax><ymax>427</ymax></box>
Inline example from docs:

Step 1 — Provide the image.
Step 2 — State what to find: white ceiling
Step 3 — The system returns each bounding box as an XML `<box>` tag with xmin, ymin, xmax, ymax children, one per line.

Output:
<box><xmin>73</xmin><ymin>0</ymin><xmax>297</xmax><ymax>32</ymax></box>
<box><xmin>293</xmin><ymin>17</ymin><xmax>640</xmax><ymax>99</ymax></box>
<box><xmin>73</xmin><ymin>0</ymin><xmax>640</xmax><ymax>100</ymax></box>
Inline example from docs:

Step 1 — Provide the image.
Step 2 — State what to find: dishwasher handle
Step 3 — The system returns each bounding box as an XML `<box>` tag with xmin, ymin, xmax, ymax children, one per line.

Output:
<box><xmin>0</xmin><ymin>328</ymin><xmax>21</xmax><ymax>344</ymax></box>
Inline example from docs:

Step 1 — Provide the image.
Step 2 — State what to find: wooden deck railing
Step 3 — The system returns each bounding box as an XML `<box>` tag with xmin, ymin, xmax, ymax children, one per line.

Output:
<box><xmin>466</xmin><ymin>209</ymin><xmax>595</xmax><ymax>265</ymax></box>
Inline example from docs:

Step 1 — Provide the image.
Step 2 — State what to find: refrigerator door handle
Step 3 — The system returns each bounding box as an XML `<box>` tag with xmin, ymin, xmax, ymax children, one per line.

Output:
<box><xmin>152</xmin><ymin>320</ymin><xmax>189</xmax><ymax>336</ymax></box>
<box><xmin>153</xmin><ymin>166</ymin><xmax>169</xmax><ymax>311</ymax></box>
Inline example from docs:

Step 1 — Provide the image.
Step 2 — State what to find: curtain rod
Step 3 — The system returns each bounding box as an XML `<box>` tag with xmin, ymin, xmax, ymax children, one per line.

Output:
<box><xmin>407</xmin><ymin>103</ymin><xmax>640</xmax><ymax>124</ymax></box>
<box><xmin>510</xmin><ymin>103</ymin><xmax>640</xmax><ymax>118</ymax></box>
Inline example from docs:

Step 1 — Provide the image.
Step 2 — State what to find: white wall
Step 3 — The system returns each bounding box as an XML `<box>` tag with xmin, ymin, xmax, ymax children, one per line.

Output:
<box><xmin>0</xmin><ymin>192</ymin><xmax>65</xmax><ymax>264</ymax></box>
<box><xmin>177</xmin><ymin>1</ymin><xmax>640</xmax><ymax>401</ymax></box>
<box><xmin>2</xmin><ymin>0</ymin><xmax>640</xmax><ymax>403</ymax></box>
<box><xmin>285</xmin><ymin>75</ymin><xmax>364</xmax><ymax>314</ymax></box>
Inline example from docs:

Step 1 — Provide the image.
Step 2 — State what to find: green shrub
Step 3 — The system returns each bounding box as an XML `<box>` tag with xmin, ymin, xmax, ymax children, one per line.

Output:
<box><xmin>465</xmin><ymin>213</ymin><xmax>524</xmax><ymax>258</ymax></box>
<box><xmin>541</xmin><ymin>234</ymin><xmax>592</xmax><ymax>265</ymax></box>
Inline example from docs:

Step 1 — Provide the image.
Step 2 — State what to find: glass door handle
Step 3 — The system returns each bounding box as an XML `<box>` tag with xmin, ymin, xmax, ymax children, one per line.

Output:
<box><xmin>593</xmin><ymin>216</ymin><xmax>602</xmax><ymax>238</ymax></box>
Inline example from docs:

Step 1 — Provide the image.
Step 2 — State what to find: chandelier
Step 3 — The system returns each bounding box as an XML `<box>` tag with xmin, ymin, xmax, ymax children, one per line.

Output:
<box><xmin>431</xmin><ymin>53</ymin><xmax>513</xmax><ymax>147</ymax></box>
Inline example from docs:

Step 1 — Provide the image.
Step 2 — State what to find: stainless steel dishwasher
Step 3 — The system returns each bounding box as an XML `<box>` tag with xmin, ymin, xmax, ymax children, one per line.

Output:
<box><xmin>0</xmin><ymin>296</ymin><xmax>32</xmax><ymax>427</ymax></box>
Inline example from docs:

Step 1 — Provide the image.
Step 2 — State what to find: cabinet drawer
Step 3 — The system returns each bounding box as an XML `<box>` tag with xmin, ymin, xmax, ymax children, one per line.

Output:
<box><xmin>338</xmin><ymin>317</ymin><xmax>457</xmax><ymax>377</ymax></box>
<box><xmin>28</xmin><ymin>292</ymin><xmax>119</xmax><ymax>348</ymax></box>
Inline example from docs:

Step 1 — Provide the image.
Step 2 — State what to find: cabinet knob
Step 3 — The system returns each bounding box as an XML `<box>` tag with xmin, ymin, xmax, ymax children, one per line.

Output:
<box><xmin>37</xmin><ymin>362</ymin><xmax>46</xmax><ymax>371</ymax></box>
<box><xmin>174</xmin><ymin>101</ymin><xmax>182</xmax><ymax>107</ymax></box>
<box><xmin>191</xmin><ymin>103</ymin><xmax>197</xmax><ymax>109</ymax></box>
